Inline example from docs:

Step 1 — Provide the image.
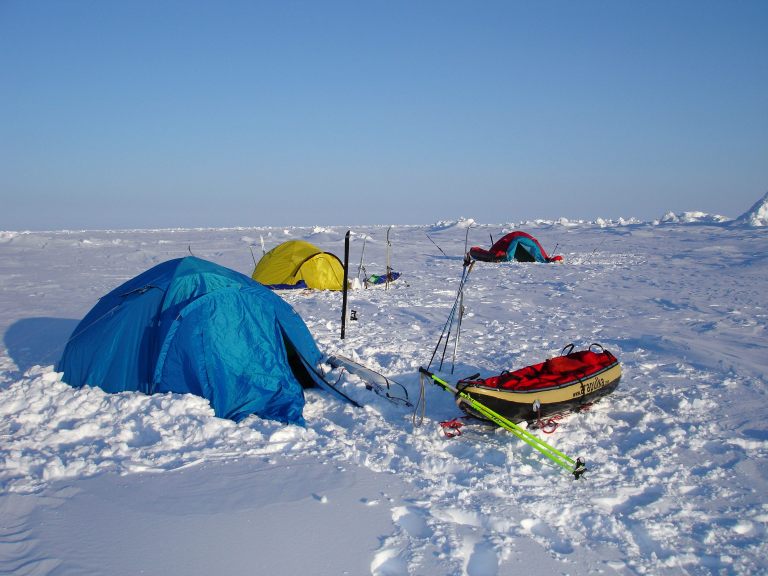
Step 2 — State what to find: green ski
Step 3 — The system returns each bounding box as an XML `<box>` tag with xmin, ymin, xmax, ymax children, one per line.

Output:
<box><xmin>419</xmin><ymin>367</ymin><xmax>587</xmax><ymax>478</ymax></box>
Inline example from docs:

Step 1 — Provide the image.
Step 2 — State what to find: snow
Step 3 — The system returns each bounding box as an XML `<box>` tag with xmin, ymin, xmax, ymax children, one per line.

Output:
<box><xmin>1</xmin><ymin>203</ymin><xmax>768</xmax><ymax>575</ymax></box>
<box><xmin>658</xmin><ymin>211</ymin><xmax>731</xmax><ymax>224</ymax></box>
<box><xmin>736</xmin><ymin>190</ymin><xmax>768</xmax><ymax>227</ymax></box>
<box><xmin>429</xmin><ymin>217</ymin><xmax>476</xmax><ymax>231</ymax></box>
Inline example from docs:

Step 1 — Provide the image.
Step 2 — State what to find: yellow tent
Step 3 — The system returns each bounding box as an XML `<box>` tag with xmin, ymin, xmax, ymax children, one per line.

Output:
<box><xmin>252</xmin><ymin>240</ymin><xmax>345</xmax><ymax>290</ymax></box>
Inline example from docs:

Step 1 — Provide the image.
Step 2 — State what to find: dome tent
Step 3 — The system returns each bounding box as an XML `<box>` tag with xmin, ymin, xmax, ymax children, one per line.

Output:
<box><xmin>57</xmin><ymin>256</ymin><xmax>325</xmax><ymax>424</ymax></box>
<box><xmin>252</xmin><ymin>240</ymin><xmax>344</xmax><ymax>290</ymax></box>
<box><xmin>469</xmin><ymin>231</ymin><xmax>563</xmax><ymax>263</ymax></box>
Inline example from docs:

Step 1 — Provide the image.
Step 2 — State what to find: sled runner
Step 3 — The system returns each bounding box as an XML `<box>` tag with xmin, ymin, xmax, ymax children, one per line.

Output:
<box><xmin>456</xmin><ymin>344</ymin><xmax>621</xmax><ymax>423</ymax></box>
<box><xmin>327</xmin><ymin>355</ymin><xmax>412</xmax><ymax>406</ymax></box>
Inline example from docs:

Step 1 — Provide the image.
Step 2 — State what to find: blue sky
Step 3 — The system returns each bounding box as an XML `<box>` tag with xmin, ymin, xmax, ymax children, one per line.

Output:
<box><xmin>2</xmin><ymin>1</ymin><xmax>766</xmax><ymax>230</ymax></box>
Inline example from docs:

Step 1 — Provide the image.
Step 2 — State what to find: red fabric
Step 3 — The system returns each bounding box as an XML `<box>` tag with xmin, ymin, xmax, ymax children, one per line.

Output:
<box><xmin>490</xmin><ymin>231</ymin><xmax>543</xmax><ymax>257</ymax></box>
<box><xmin>475</xmin><ymin>349</ymin><xmax>618</xmax><ymax>391</ymax></box>
<box><xmin>467</xmin><ymin>246</ymin><xmax>497</xmax><ymax>262</ymax></box>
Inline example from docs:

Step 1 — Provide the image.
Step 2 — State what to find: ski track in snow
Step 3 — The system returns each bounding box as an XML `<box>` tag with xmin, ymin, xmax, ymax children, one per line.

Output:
<box><xmin>1</xmin><ymin>221</ymin><xmax>767</xmax><ymax>575</ymax></box>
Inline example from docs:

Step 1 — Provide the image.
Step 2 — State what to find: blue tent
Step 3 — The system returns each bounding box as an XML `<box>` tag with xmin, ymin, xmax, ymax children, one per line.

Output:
<box><xmin>57</xmin><ymin>257</ymin><xmax>325</xmax><ymax>424</ymax></box>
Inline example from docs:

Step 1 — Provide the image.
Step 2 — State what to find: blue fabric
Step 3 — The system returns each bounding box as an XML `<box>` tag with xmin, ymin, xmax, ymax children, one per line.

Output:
<box><xmin>506</xmin><ymin>237</ymin><xmax>547</xmax><ymax>262</ymax></box>
<box><xmin>57</xmin><ymin>257</ymin><xmax>321</xmax><ymax>424</ymax></box>
<box><xmin>266</xmin><ymin>280</ymin><xmax>309</xmax><ymax>291</ymax></box>
<box><xmin>367</xmin><ymin>272</ymin><xmax>401</xmax><ymax>285</ymax></box>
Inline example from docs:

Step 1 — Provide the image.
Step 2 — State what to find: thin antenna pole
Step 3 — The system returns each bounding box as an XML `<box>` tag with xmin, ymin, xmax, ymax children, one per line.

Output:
<box><xmin>249</xmin><ymin>246</ymin><xmax>258</xmax><ymax>268</ymax></box>
<box><xmin>587</xmin><ymin>236</ymin><xmax>607</xmax><ymax>265</ymax></box>
<box><xmin>425</xmin><ymin>233</ymin><xmax>447</xmax><ymax>257</ymax></box>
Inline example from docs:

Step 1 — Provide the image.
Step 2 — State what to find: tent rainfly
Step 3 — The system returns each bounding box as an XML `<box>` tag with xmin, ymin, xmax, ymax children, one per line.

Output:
<box><xmin>469</xmin><ymin>231</ymin><xmax>563</xmax><ymax>263</ymax></box>
<box><xmin>57</xmin><ymin>256</ymin><xmax>326</xmax><ymax>424</ymax></box>
<box><xmin>252</xmin><ymin>240</ymin><xmax>345</xmax><ymax>290</ymax></box>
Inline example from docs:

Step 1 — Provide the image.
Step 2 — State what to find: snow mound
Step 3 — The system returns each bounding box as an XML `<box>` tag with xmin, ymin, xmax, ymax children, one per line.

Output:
<box><xmin>429</xmin><ymin>217</ymin><xmax>476</xmax><ymax>231</ymax></box>
<box><xmin>657</xmin><ymin>211</ymin><xmax>730</xmax><ymax>224</ymax></box>
<box><xmin>735</xmin><ymin>191</ymin><xmax>768</xmax><ymax>227</ymax></box>
<box><xmin>520</xmin><ymin>217</ymin><xmax>642</xmax><ymax>228</ymax></box>
<box><xmin>0</xmin><ymin>366</ymin><xmax>309</xmax><ymax>493</ymax></box>
<box><xmin>310</xmin><ymin>226</ymin><xmax>338</xmax><ymax>235</ymax></box>
<box><xmin>554</xmin><ymin>217</ymin><xmax>582</xmax><ymax>227</ymax></box>
<box><xmin>593</xmin><ymin>217</ymin><xmax>643</xmax><ymax>228</ymax></box>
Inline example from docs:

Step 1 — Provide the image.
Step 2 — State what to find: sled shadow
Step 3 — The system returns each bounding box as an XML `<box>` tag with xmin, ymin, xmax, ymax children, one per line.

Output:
<box><xmin>3</xmin><ymin>317</ymin><xmax>78</xmax><ymax>375</ymax></box>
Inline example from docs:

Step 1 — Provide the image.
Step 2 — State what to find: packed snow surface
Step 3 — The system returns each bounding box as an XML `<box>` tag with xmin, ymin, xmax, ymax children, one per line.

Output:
<box><xmin>1</xmin><ymin>213</ymin><xmax>767</xmax><ymax>575</ymax></box>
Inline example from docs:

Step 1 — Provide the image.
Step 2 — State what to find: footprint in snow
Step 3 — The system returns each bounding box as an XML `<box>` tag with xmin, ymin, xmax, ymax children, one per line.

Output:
<box><xmin>520</xmin><ymin>518</ymin><xmax>574</xmax><ymax>555</ymax></box>
<box><xmin>391</xmin><ymin>505</ymin><xmax>432</xmax><ymax>538</ymax></box>
<box><xmin>370</xmin><ymin>547</ymin><xmax>408</xmax><ymax>576</ymax></box>
<box><xmin>465</xmin><ymin>537</ymin><xmax>498</xmax><ymax>576</ymax></box>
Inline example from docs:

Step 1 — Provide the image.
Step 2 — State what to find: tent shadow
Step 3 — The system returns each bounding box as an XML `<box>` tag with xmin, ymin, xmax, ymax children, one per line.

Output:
<box><xmin>3</xmin><ymin>317</ymin><xmax>78</xmax><ymax>376</ymax></box>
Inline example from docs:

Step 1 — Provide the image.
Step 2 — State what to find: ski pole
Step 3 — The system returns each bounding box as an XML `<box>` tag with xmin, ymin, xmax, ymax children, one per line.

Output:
<box><xmin>463</xmin><ymin>224</ymin><xmax>472</xmax><ymax>254</ymax></box>
<box><xmin>441</xmin><ymin>258</ymin><xmax>472</xmax><ymax>371</ymax></box>
<box><xmin>385</xmin><ymin>226</ymin><xmax>392</xmax><ymax>290</ymax></box>
<box><xmin>429</xmin><ymin>260</ymin><xmax>474</xmax><ymax>370</ymax></box>
<box><xmin>357</xmin><ymin>235</ymin><xmax>368</xmax><ymax>281</ymax></box>
<box><xmin>449</xmin><ymin>290</ymin><xmax>465</xmax><ymax>374</ymax></box>
<box><xmin>418</xmin><ymin>368</ymin><xmax>586</xmax><ymax>478</ymax></box>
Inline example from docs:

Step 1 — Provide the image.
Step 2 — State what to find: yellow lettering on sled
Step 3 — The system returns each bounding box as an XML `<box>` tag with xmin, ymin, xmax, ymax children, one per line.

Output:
<box><xmin>573</xmin><ymin>376</ymin><xmax>608</xmax><ymax>398</ymax></box>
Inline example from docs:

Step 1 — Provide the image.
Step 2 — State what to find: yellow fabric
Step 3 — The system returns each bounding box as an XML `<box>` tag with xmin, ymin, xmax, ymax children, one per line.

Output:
<box><xmin>252</xmin><ymin>240</ymin><xmax>344</xmax><ymax>290</ymax></box>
